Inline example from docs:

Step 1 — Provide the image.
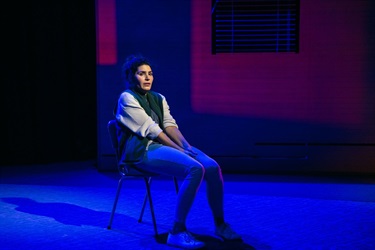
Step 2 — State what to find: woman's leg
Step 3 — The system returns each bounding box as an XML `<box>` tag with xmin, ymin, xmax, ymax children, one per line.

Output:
<box><xmin>192</xmin><ymin>147</ymin><xmax>242</xmax><ymax>240</ymax></box>
<box><xmin>137</xmin><ymin>144</ymin><xmax>205</xmax><ymax>229</ymax></box>
<box><xmin>191</xmin><ymin>147</ymin><xmax>224</xmax><ymax>222</ymax></box>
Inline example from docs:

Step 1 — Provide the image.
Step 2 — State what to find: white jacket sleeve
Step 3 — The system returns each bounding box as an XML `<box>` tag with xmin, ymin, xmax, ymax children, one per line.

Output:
<box><xmin>160</xmin><ymin>94</ymin><xmax>179</xmax><ymax>129</ymax></box>
<box><xmin>116</xmin><ymin>92</ymin><xmax>178</xmax><ymax>139</ymax></box>
<box><xmin>116</xmin><ymin>92</ymin><xmax>162</xmax><ymax>139</ymax></box>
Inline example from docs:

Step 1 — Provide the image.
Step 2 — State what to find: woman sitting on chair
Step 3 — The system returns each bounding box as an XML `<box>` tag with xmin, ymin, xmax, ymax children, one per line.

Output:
<box><xmin>114</xmin><ymin>55</ymin><xmax>241</xmax><ymax>249</ymax></box>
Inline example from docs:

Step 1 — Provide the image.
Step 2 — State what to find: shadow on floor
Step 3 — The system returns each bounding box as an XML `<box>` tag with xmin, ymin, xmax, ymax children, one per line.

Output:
<box><xmin>2</xmin><ymin>197</ymin><xmax>122</xmax><ymax>228</ymax></box>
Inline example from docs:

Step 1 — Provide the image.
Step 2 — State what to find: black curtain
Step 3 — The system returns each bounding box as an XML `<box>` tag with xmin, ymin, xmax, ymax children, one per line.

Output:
<box><xmin>1</xmin><ymin>1</ymin><xmax>96</xmax><ymax>165</ymax></box>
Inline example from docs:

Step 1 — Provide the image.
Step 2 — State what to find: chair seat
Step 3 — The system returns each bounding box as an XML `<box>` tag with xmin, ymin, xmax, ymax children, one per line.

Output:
<box><xmin>119</xmin><ymin>164</ymin><xmax>160</xmax><ymax>177</ymax></box>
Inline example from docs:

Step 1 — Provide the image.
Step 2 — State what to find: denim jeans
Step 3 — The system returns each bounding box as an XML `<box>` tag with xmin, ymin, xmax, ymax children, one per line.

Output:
<box><xmin>136</xmin><ymin>143</ymin><xmax>224</xmax><ymax>225</ymax></box>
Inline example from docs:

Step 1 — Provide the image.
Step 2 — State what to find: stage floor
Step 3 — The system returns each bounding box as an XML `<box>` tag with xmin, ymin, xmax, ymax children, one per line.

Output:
<box><xmin>1</xmin><ymin>160</ymin><xmax>374</xmax><ymax>249</ymax></box>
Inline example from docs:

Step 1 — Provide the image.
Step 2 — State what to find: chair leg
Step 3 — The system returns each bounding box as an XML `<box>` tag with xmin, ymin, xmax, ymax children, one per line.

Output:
<box><xmin>107</xmin><ymin>175</ymin><xmax>125</xmax><ymax>229</ymax></box>
<box><xmin>143</xmin><ymin>177</ymin><xmax>158</xmax><ymax>236</ymax></box>
<box><xmin>139</xmin><ymin>176</ymin><xmax>178</xmax><ymax>223</ymax></box>
<box><xmin>173</xmin><ymin>176</ymin><xmax>179</xmax><ymax>194</ymax></box>
<box><xmin>138</xmin><ymin>177</ymin><xmax>152</xmax><ymax>223</ymax></box>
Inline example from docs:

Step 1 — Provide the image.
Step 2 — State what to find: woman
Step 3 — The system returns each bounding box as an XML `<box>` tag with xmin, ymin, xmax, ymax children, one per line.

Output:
<box><xmin>115</xmin><ymin>55</ymin><xmax>241</xmax><ymax>249</ymax></box>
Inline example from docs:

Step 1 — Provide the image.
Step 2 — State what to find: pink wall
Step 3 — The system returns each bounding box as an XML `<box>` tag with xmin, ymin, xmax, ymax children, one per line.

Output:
<box><xmin>191</xmin><ymin>0</ymin><xmax>368</xmax><ymax>128</ymax></box>
<box><xmin>96</xmin><ymin>0</ymin><xmax>117</xmax><ymax>65</ymax></box>
<box><xmin>95</xmin><ymin>0</ymin><xmax>374</xmax><ymax>172</ymax></box>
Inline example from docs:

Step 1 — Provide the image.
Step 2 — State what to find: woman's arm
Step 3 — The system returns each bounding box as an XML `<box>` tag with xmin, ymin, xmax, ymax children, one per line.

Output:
<box><xmin>164</xmin><ymin>126</ymin><xmax>197</xmax><ymax>157</ymax></box>
<box><xmin>164</xmin><ymin>126</ymin><xmax>188</xmax><ymax>148</ymax></box>
<box><xmin>156</xmin><ymin>130</ymin><xmax>184</xmax><ymax>152</ymax></box>
<box><xmin>160</xmin><ymin>95</ymin><xmax>197</xmax><ymax>156</ymax></box>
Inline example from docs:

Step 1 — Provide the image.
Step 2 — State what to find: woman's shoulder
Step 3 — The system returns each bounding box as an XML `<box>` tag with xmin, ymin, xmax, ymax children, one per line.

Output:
<box><xmin>118</xmin><ymin>90</ymin><xmax>137</xmax><ymax>103</ymax></box>
<box><xmin>149</xmin><ymin>90</ymin><xmax>165</xmax><ymax>99</ymax></box>
<box><xmin>119</xmin><ymin>89</ymin><xmax>166</xmax><ymax>102</ymax></box>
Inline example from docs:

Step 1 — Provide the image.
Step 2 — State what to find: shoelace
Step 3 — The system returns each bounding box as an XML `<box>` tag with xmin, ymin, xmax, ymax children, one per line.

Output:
<box><xmin>182</xmin><ymin>232</ymin><xmax>197</xmax><ymax>243</ymax></box>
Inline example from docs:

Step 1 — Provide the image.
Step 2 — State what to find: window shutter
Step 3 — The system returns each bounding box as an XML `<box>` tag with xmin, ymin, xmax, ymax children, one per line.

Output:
<box><xmin>212</xmin><ymin>0</ymin><xmax>300</xmax><ymax>54</ymax></box>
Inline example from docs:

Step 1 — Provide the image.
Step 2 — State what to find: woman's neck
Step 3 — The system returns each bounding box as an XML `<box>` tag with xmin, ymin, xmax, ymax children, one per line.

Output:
<box><xmin>132</xmin><ymin>86</ymin><xmax>148</xmax><ymax>96</ymax></box>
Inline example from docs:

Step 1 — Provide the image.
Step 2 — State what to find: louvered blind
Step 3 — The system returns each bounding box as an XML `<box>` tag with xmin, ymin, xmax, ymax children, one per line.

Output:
<box><xmin>212</xmin><ymin>0</ymin><xmax>300</xmax><ymax>54</ymax></box>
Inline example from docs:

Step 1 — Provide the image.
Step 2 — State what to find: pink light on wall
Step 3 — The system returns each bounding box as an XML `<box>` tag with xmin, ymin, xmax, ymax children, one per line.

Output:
<box><xmin>191</xmin><ymin>0</ymin><xmax>367</xmax><ymax>127</ymax></box>
<box><xmin>96</xmin><ymin>0</ymin><xmax>117</xmax><ymax>65</ymax></box>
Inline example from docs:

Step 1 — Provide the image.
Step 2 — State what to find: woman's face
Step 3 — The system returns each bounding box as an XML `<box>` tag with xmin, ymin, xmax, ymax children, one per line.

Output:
<box><xmin>135</xmin><ymin>64</ymin><xmax>153</xmax><ymax>94</ymax></box>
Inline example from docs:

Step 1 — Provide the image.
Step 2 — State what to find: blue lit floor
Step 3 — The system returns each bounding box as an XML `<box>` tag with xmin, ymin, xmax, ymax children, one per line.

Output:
<box><xmin>1</xmin><ymin>161</ymin><xmax>374</xmax><ymax>250</ymax></box>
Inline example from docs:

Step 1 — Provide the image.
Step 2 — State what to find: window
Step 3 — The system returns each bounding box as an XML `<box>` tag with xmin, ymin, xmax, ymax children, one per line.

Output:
<box><xmin>212</xmin><ymin>0</ymin><xmax>300</xmax><ymax>54</ymax></box>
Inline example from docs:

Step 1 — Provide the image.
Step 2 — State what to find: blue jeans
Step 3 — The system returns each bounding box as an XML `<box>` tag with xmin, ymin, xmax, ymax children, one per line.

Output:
<box><xmin>136</xmin><ymin>143</ymin><xmax>224</xmax><ymax>225</ymax></box>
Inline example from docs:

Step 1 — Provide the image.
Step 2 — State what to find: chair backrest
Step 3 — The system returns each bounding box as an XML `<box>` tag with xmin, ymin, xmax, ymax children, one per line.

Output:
<box><xmin>107</xmin><ymin>119</ymin><xmax>157</xmax><ymax>176</ymax></box>
<box><xmin>108</xmin><ymin>119</ymin><xmax>130</xmax><ymax>174</ymax></box>
<box><xmin>107</xmin><ymin>120</ymin><xmax>120</xmax><ymax>158</ymax></box>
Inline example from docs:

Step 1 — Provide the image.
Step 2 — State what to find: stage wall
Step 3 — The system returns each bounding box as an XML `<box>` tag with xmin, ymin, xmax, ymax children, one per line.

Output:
<box><xmin>96</xmin><ymin>0</ymin><xmax>375</xmax><ymax>174</ymax></box>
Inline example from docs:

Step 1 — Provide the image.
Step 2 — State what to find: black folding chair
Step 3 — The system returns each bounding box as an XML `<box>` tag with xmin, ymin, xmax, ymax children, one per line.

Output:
<box><xmin>106</xmin><ymin>120</ymin><xmax>179</xmax><ymax>236</ymax></box>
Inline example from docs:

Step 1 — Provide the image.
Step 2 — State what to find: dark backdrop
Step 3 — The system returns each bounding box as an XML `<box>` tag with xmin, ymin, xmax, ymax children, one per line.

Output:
<box><xmin>2</xmin><ymin>1</ymin><xmax>97</xmax><ymax>165</ymax></box>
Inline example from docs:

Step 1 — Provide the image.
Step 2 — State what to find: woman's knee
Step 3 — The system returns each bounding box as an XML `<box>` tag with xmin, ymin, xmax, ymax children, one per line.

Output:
<box><xmin>204</xmin><ymin>163</ymin><xmax>222</xmax><ymax>177</ymax></box>
<box><xmin>188</xmin><ymin>164</ymin><xmax>205</xmax><ymax>179</ymax></box>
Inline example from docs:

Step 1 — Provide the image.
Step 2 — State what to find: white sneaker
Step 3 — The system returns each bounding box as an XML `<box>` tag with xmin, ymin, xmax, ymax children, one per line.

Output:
<box><xmin>215</xmin><ymin>223</ymin><xmax>242</xmax><ymax>240</ymax></box>
<box><xmin>167</xmin><ymin>231</ymin><xmax>205</xmax><ymax>249</ymax></box>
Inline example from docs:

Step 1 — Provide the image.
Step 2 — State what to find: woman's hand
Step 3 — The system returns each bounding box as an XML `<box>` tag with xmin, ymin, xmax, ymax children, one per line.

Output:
<box><xmin>183</xmin><ymin>147</ymin><xmax>198</xmax><ymax>158</ymax></box>
<box><xmin>163</xmin><ymin>127</ymin><xmax>197</xmax><ymax>158</ymax></box>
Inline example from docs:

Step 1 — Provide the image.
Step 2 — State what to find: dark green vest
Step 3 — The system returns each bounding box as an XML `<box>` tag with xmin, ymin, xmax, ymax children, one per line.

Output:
<box><xmin>116</xmin><ymin>88</ymin><xmax>164</xmax><ymax>166</ymax></box>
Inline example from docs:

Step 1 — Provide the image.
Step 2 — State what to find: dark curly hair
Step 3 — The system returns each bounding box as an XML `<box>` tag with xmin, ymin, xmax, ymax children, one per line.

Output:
<box><xmin>122</xmin><ymin>55</ymin><xmax>152</xmax><ymax>88</ymax></box>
